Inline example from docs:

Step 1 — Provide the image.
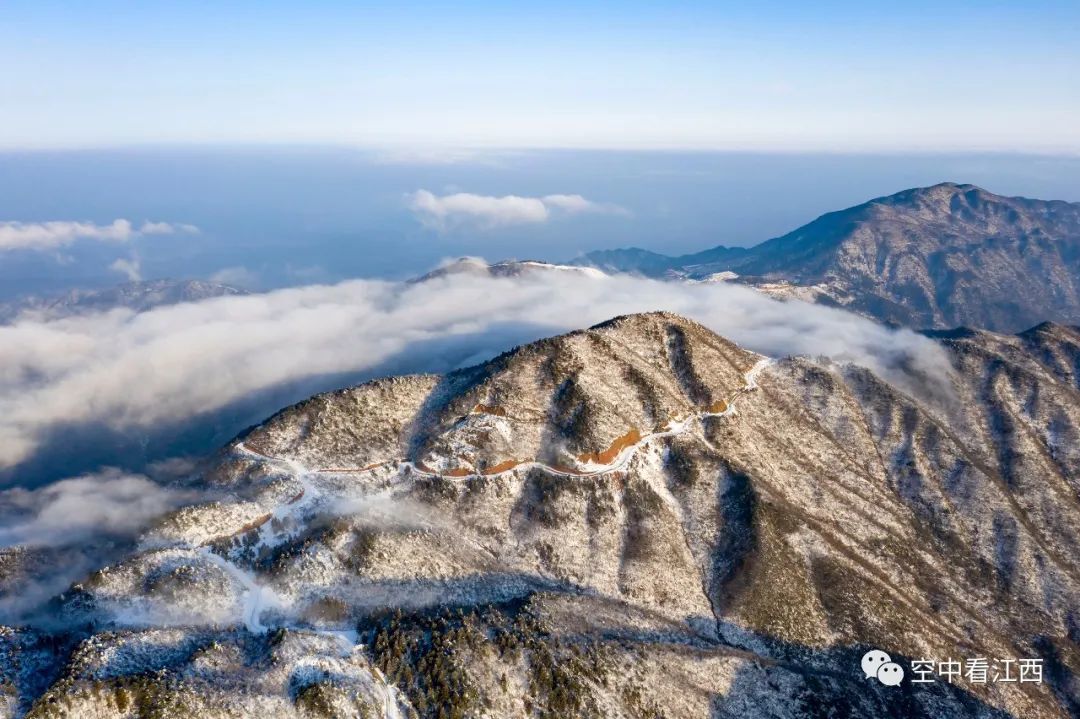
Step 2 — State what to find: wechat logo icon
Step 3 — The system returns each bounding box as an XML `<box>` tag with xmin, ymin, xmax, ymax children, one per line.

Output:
<box><xmin>862</xmin><ymin>649</ymin><xmax>905</xmax><ymax>686</ymax></box>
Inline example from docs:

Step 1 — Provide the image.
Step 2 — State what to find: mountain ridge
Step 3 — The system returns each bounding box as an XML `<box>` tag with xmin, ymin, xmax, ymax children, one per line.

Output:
<box><xmin>575</xmin><ymin>183</ymin><xmax>1080</xmax><ymax>332</ymax></box>
<box><xmin>0</xmin><ymin>279</ymin><xmax>246</xmax><ymax>324</ymax></box>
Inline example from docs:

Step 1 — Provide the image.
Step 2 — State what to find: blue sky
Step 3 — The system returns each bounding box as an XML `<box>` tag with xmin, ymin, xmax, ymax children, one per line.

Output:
<box><xmin>2</xmin><ymin>1</ymin><xmax>1078</xmax><ymax>152</ymax></box>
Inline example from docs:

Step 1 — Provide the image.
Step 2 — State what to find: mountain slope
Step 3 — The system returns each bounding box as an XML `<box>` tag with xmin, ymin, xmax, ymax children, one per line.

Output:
<box><xmin>577</xmin><ymin>183</ymin><xmax>1080</xmax><ymax>331</ymax></box>
<box><xmin>3</xmin><ymin>314</ymin><xmax>1079</xmax><ymax>717</ymax></box>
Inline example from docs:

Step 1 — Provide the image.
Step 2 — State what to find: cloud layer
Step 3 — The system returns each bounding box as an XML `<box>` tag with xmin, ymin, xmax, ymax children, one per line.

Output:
<box><xmin>0</xmin><ymin>468</ymin><xmax>196</xmax><ymax>621</ymax></box>
<box><xmin>0</xmin><ymin>470</ymin><xmax>187</xmax><ymax>548</ymax></box>
<box><xmin>0</xmin><ymin>268</ymin><xmax>952</xmax><ymax>475</ymax></box>
<box><xmin>408</xmin><ymin>190</ymin><xmax>625</xmax><ymax>229</ymax></box>
<box><xmin>0</xmin><ymin>219</ymin><xmax>198</xmax><ymax>252</ymax></box>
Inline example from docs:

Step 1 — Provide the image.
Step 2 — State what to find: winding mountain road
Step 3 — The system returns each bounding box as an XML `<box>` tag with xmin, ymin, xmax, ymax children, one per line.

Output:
<box><xmin>203</xmin><ymin>357</ymin><xmax>771</xmax><ymax>641</ymax></box>
<box><xmin>244</xmin><ymin>357</ymin><xmax>772</xmax><ymax>482</ymax></box>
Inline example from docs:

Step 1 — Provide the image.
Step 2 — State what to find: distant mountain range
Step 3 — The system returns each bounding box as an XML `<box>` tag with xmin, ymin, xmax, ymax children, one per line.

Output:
<box><xmin>11</xmin><ymin>182</ymin><xmax>1078</xmax><ymax>338</ymax></box>
<box><xmin>0</xmin><ymin>279</ymin><xmax>245</xmax><ymax>324</ymax></box>
<box><xmin>576</xmin><ymin>183</ymin><xmax>1080</xmax><ymax>332</ymax></box>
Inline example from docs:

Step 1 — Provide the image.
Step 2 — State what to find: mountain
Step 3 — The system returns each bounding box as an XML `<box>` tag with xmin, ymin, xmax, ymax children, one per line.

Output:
<box><xmin>576</xmin><ymin>183</ymin><xmax>1080</xmax><ymax>332</ymax></box>
<box><xmin>2</xmin><ymin>313</ymin><xmax>1080</xmax><ymax>717</ymax></box>
<box><xmin>0</xmin><ymin>279</ymin><xmax>247</xmax><ymax>324</ymax></box>
<box><xmin>410</xmin><ymin>258</ymin><xmax>607</xmax><ymax>283</ymax></box>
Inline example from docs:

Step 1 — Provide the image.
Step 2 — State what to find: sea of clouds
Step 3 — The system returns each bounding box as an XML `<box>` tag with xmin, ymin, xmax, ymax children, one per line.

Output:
<box><xmin>0</xmin><ymin>264</ymin><xmax>959</xmax><ymax>623</ymax></box>
<box><xmin>0</xmin><ymin>266</ymin><xmax>954</xmax><ymax>475</ymax></box>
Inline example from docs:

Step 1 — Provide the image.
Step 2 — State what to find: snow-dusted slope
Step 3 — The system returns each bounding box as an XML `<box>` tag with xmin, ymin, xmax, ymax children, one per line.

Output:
<box><xmin>3</xmin><ymin>313</ymin><xmax>1080</xmax><ymax>718</ymax></box>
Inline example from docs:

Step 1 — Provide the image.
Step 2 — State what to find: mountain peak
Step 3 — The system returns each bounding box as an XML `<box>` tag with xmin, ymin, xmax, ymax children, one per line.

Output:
<box><xmin>870</xmin><ymin>181</ymin><xmax>997</xmax><ymax>211</ymax></box>
<box><xmin>577</xmin><ymin>183</ymin><xmax>1080</xmax><ymax>332</ymax></box>
<box><xmin>412</xmin><ymin>258</ymin><xmax>606</xmax><ymax>283</ymax></box>
<box><xmin>588</xmin><ymin>309</ymin><xmax>705</xmax><ymax>332</ymax></box>
<box><xmin>1018</xmin><ymin>319</ymin><xmax>1080</xmax><ymax>342</ymax></box>
<box><xmin>240</xmin><ymin>311</ymin><xmax>759</xmax><ymax>478</ymax></box>
<box><xmin>916</xmin><ymin>180</ymin><xmax>981</xmax><ymax>194</ymax></box>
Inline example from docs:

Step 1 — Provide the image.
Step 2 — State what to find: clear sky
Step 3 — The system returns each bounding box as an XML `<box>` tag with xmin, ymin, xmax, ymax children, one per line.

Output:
<box><xmin>1</xmin><ymin>1</ymin><xmax>1078</xmax><ymax>152</ymax></box>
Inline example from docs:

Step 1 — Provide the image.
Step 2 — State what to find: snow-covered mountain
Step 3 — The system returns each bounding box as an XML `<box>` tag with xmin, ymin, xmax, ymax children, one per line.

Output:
<box><xmin>411</xmin><ymin>258</ymin><xmax>607</xmax><ymax>283</ymax></box>
<box><xmin>0</xmin><ymin>280</ymin><xmax>246</xmax><ymax>324</ymax></box>
<box><xmin>2</xmin><ymin>312</ymin><xmax>1079</xmax><ymax>717</ymax></box>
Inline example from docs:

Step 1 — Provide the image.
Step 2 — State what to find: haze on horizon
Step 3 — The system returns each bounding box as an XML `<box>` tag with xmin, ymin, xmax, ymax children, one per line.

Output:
<box><xmin>1</xmin><ymin>0</ymin><xmax>1078</xmax><ymax>153</ymax></box>
<box><xmin>3</xmin><ymin>1</ymin><xmax>1080</xmax><ymax>300</ymax></box>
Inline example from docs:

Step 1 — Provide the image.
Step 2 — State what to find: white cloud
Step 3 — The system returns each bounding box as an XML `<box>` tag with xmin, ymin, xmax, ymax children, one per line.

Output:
<box><xmin>0</xmin><ymin>219</ymin><xmax>199</xmax><ymax>252</ymax></box>
<box><xmin>109</xmin><ymin>256</ymin><xmax>142</xmax><ymax>282</ymax></box>
<box><xmin>408</xmin><ymin>190</ymin><xmax>626</xmax><ymax>230</ymax></box>
<box><xmin>0</xmin><ymin>470</ymin><xmax>187</xmax><ymax>548</ymax></box>
<box><xmin>209</xmin><ymin>266</ymin><xmax>258</xmax><ymax>288</ymax></box>
<box><xmin>139</xmin><ymin>221</ymin><xmax>199</xmax><ymax>236</ymax></box>
<box><xmin>541</xmin><ymin>193</ymin><xmax>602</xmax><ymax>213</ymax></box>
<box><xmin>0</xmin><ymin>268</ymin><xmax>951</xmax><ymax>472</ymax></box>
<box><xmin>409</xmin><ymin>190</ymin><xmax>548</xmax><ymax>228</ymax></box>
<box><xmin>0</xmin><ymin>468</ymin><xmax>198</xmax><ymax>622</ymax></box>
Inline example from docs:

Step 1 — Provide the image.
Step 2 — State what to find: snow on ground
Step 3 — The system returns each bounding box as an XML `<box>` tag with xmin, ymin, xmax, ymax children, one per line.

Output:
<box><xmin>84</xmin><ymin>353</ymin><xmax>773</xmax><ymax>687</ymax></box>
